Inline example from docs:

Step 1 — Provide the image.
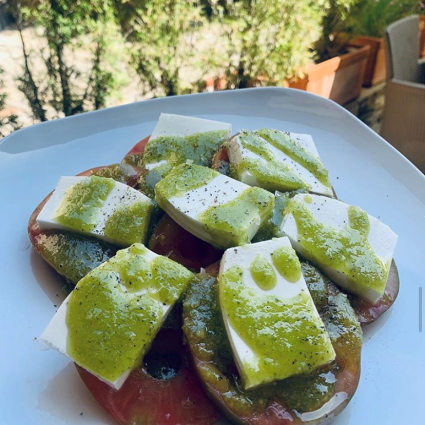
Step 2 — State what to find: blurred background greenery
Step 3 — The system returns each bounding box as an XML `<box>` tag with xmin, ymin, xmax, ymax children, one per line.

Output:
<box><xmin>0</xmin><ymin>0</ymin><xmax>423</xmax><ymax>137</ymax></box>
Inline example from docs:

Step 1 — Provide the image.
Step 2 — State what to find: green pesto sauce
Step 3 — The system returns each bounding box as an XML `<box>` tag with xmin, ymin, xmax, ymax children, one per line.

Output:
<box><xmin>66</xmin><ymin>243</ymin><xmax>194</xmax><ymax>381</ymax></box>
<box><xmin>287</xmin><ymin>199</ymin><xmax>388</xmax><ymax>294</ymax></box>
<box><xmin>235</xmin><ymin>131</ymin><xmax>309</xmax><ymax>192</ymax></box>
<box><xmin>104</xmin><ymin>200</ymin><xmax>153</xmax><ymax>246</ymax></box>
<box><xmin>304</xmin><ymin>194</ymin><xmax>313</xmax><ymax>204</ymax></box>
<box><xmin>271</xmin><ymin>246</ymin><xmax>301</xmax><ymax>283</ymax></box>
<box><xmin>240</xmin><ymin>158</ymin><xmax>309</xmax><ymax>192</ymax></box>
<box><xmin>143</xmin><ymin>163</ymin><xmax>173</xmax><ymax>197</ymax></box>
<box><xmin>54</xmin><ymin>176</ymin><xmax>115</xmax><ymax>232</ymax></box>
<box><xmin>37</xmin><ymin>231</ymin><xmax>116</xmax><ymax>286</ymax></box>
<box><xmin>109</xmin><ymin>244</ymin><xmax>194</xmax><ymax>304</ymax></box>
<box><xmin>144</xmin><ymin>130</ymin><xmax>229</xmax><ymax>167</ymax></box>
<box><xmin>143</xmin><ymin>130</ymin><xmax>228</xmax><ymax>188</ymax></box>
<box><xmin>155</xmin><ymin>163</ymin><xmax>218</xmax><ymax>203</ymax></box>
<box><xmin>198</xmin><ymin>187</ymin><xmax>274</xmax><ymax>249</ymax></box>
<box><xmin>250</xmin><ymin>254</ymin><xmax>277</xmax><ymax>290</ymax></box>
<box><xmin>92</xmin><ymin>163</ymin><xmax>139</xmax><ymax>185</ymax></box>
<box><xmin>257</xmin><ymin>128</ymin><xmax>331</xmax><ymax>188</ymax></box>
<box><xmin>67</xmin><ymin>267</ymin><xmax>163</xmax><ymax>382</ymax></box>
<box><xmin>220</xmin><ymin>266</ymin><xmax>335</xmax><ymax>388</ymax></box>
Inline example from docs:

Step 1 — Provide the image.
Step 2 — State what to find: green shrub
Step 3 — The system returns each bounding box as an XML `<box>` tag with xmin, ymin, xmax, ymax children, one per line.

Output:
<box><xmin>10</xmin><ymin>0</ymin><xmax>125</xmax><ymax>121</ymax></box>
<box><xmin>208</xmin><ymin>0</ymin><xmax>329</xmax><ymax>88</ymax></box>
<box><xmin>346</xmin><ymin>0</ymin><xmax>423</xmax><ymax>39</ymax></box>
<box><xmin>122</xmin><ymin>0</ymin><xmax>206</xmax><ymax>97</ymax></box>
<box><xmin>0</xmin><ymin>68</ymin><xmax>21</xmax><ymax>138</ymax></box>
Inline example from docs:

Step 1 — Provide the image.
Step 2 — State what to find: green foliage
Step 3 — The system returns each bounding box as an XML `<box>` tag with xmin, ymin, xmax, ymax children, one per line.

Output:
<box><xmin>4</xmin><ymin>0</ymin><xmax>421</xmax><ymax>132</ymax></box>
<box><xmin>315</xmin><ymin>0</ymin><xmax>361</xmax><ymax>61</ymax></box>
<box><xmin>210</xmin><ymin>0</ymin><xmax>329</xmax><ymax>88</ymax></box>
<box><xmin>0</xmin><ymin>68</ymin><xmax>21</xmax><ymax>138</ymax></box>
<box><xmin>11</xmin><ymin>0</ymin><xmax>125</xmax><ymax>121</ymax></box>
<box><xmin>346</xmin><ymin>0</ymin><xmax>423</xmax><ymax>38</ymax></box>
<box><xmin>121</xmin><ymin>0</ymin><xmax>205</xmax><ymax>96</ymax></box>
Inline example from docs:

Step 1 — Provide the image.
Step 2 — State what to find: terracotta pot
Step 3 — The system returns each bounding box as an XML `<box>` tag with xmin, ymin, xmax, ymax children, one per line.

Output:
<box><xmin>420</xmin><ymin>15</ymin><xmax>425</xmax><ymax>58</ymax></box>
<box><xmin>350</xmin><ymin>36</ymin><xmax>386</xmax><ymax>87</ymax></box>
<box><xmin>289</xmin><ymin>45</ymin><xmax>370</xmax><ymax>105</ymax></box>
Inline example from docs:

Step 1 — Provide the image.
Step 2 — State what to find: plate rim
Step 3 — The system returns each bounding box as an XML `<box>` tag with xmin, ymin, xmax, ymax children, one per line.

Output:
<box><xmin>1</xmin><ymin>86</ymin><xmax>424</xmax><ymax>189</ymax></box>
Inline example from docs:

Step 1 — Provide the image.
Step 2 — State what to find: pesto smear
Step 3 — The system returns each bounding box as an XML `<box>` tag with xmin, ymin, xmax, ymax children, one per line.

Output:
<box><xmin>198</xmin><ymin>186</ymin><xmax>274</xmax><ymax>248</ymax></box>
<box><xmin>234</xmin><ymin>131</ymin><xmax>309</xmax><ymax>192</ymax></box>
<box><xmin>257</xmin><ymin>128</ymin><xmax>331</xmax><ymax>188</ymax></box>
<box><xmin>104</xmin><ymin>200</ymin><xmax>153</xmax><ymax>246</ymax></box>
<box><xmin>54</xmin><ymin>176</ymin><xmax>115</xmax><ymax>232</ymax></box>
<box><xmin>155</xmin><ymin>163</ymin><xmax>218</xmax><ymax>201</ymax></box>
<box><xmin>250</xmin><ymin>254</ymin><xmax>277</xmax><ymax>290</ymax></box>
<box><xmin>66</xmin><ymin>243</ymin><xmax>194</xmax><ymax>382</ymax></box>
<box><xmin>285</xmin><ymin>197</ymin><xmax>388</xmax><ymax>295</ymax></box>
<box><xmin>271</xmin><ymin>246</ymin><xmax>301</xmax><ymax>283</ymax></box>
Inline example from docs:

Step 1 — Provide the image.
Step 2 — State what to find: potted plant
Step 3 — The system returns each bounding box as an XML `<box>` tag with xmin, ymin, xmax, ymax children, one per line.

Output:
<box><xmin>345</xmin><ymin>0</ymin><xmax>424</xmax><ymax>87</ymax></box>
<box><xmin>289</xmin><ymin>0</ymin><xmax>370</xmax><ymax>105</ymax></box>
<box><xmin>288</xmin><ymin>45</ymin><xmax>369</xmax><ymax>105</ymax></box>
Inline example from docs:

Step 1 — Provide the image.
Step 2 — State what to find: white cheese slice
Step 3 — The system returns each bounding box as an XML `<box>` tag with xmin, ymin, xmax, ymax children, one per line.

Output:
<box><xmin>219</xmin><ymin>237</ymin><xmax>335</xmax><ymax>389</ymax></box>
<box><xmin>145</xmin><ymin>113</ymin><xmax>232</xmax><ymax>171</ymax></box>
<box><xmin>41</xmin><ymin>244</ymin><xmax>193</xmax><ymax>389</ymax></box>
<box><xmin>277</xmin><ymin>193</ymin><xmax>398</xmax><ymax>303</ymax></box>
<box><xmin>155</xmin><ymin>164</ymin><xmax>274</xmax><ymax>250</ymax></box>
<box><xmin>150</xmin><ymin>113</ymin><xmax>232</xmax><ymax>141</ymax></box>
<box><xmin>37</xmin><ymin>176</ymin><xmax>154</xmax><ymax>246</ymax></box>
<box><xmin>227</xmin><ymin>130</ymin><xmax>333</xmax><ymax>197</ymax></box>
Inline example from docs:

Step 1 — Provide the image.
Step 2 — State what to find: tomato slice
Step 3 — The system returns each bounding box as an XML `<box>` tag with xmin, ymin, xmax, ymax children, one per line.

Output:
<box><xmin>77</xmin><ymin>329</ymin><xmax>220</xmax><ymax>425</ymax></box>
<box><xmin>183</xmin><ymin>264</ymin><xmax>362</xmax><ymax>425</ymax></box>
<box><xmin>149</xmin><ymin>214</ymin><xmax>223</xmax><ymax>272</ymax></box>
<box><xmin>125</xmin><ymin>136</ymin><xmax>151</xmax><ymax>157</ymax></box>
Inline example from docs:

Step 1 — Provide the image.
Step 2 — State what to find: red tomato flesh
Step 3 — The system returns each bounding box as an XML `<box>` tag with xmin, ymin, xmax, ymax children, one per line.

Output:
<box><xmin>149</xmin><ymin>214</ymin><xmax>223</xmax><ymax>271</ymax></box>
<box><xmin>77</xmin><ymin>329</ymin><xmax>220</xmax><ymax>425</ymax></box>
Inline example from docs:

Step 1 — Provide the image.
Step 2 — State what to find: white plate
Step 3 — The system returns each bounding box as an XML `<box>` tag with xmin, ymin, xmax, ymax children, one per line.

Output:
<box><xmin>0</xmin><ymin>88</ymin><xmax>424</xmax><ymax>425</ymax></box>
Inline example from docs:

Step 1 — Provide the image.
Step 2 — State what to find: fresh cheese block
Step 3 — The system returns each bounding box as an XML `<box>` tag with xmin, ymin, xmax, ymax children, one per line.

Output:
<box><xmin>155</xmin><ymin>163</ymin><xmax>274</xmax><ymax>250</ymax></box>
<box><xmin>219</xmin><ymin>237</ymin><xmax>336</xmax><ymax>389</ymax></box>
<box><xmin>277</xmin><ymin>193</ymin><xmax>398</xmax><ymax>304</ymax></box>
<box><xmin>142</xmin><ymin>114</ymin><xmax>232</xmax><ymax>192</ymax></box>
<box><xmin>37</xmin><ymin>176</ymin><xmax>154</xmax><ymax>246</ymax></box>
<box><xmin>227</xmin><ymin>129</ymin><xmax>333</xmax><ymax>196</ymax></box>
<box><xmin>40</xmin><ymin>244</ymin><xmax>194</xmax><ymax>389</ymax></box>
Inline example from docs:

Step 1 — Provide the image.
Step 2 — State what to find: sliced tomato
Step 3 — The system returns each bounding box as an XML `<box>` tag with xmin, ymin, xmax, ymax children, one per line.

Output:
<box><xmin>211</xmin><ymin>145</ymin><xmax>231</xmax><ymax>175</ymax></box>
<box><xmin>77</xmin><ymin>329</ymin><xmax>220</xmax><ymax>425</ymax></box>
<box><xmin>125</xmin><ymin>136</ymin><xmax>151</xmax><ymax>157</ymax></box>
<box><xmin>149</xmin><ymin>214</ymin><xmax>223</xmax><ymax>272</ymax></box>
<box><xmin>183</xmin><ymin>264</ymin><xmax>362</xmax><ymax>425</ymax></box>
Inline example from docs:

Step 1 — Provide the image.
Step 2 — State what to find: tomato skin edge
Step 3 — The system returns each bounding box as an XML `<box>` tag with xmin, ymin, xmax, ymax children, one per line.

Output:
<box><xmin>125</xmin><ymin>136</ymin><xmax>150</xmax><ymax>157</ymax></box>
<box><xmin>76</xmin><ymin>329</ymin><xmax>221</xmax><ymax>425</ymax></box>
<box><xmin>349</xmin><ymin>260</ymin><xmax>400</xmax><ymax>325</ymax></box>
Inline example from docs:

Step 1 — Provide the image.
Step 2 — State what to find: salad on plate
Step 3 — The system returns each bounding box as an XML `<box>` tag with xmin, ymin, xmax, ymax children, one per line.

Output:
<box><xmin>28</xmin><ymin>113</ymin><xmax>399</xmax><ymax>425</ymax></box>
